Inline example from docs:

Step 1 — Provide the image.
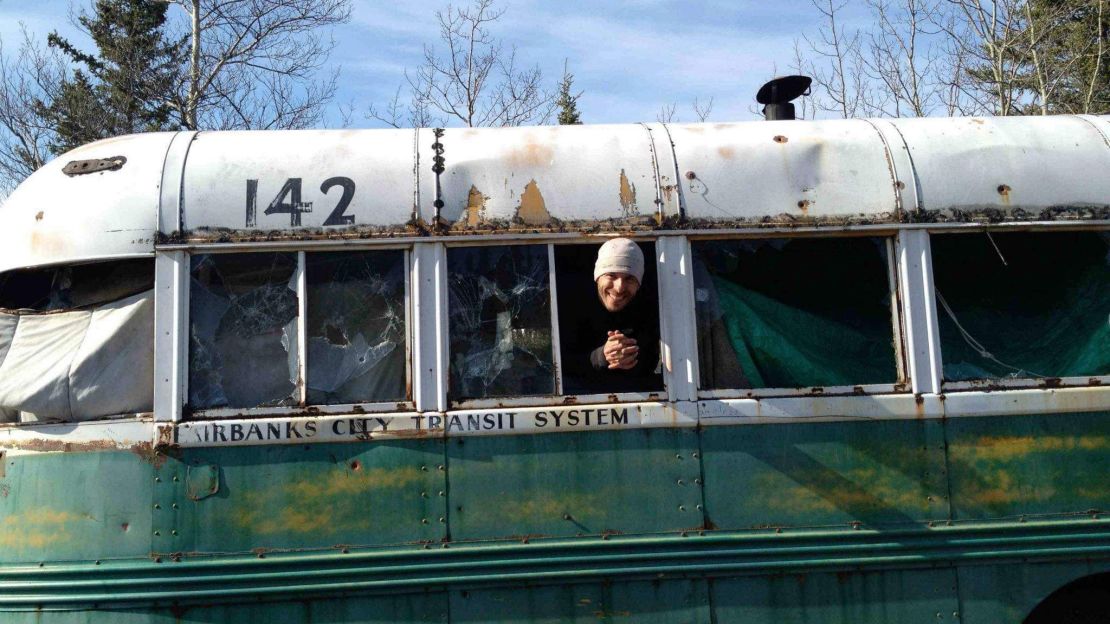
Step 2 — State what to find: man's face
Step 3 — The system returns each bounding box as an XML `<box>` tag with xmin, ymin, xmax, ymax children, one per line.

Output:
<box><xmin>596</xmin><ymin>272</ymin><xmax>640</xmax><ymax>312</ymax></box>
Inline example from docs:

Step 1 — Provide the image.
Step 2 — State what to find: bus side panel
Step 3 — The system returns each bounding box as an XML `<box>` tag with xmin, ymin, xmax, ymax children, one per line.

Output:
<box><xmin>0</xmin><ymin>450</ymin><xmax>154</xmax><ymax>564</ymax></box>
<box><xmin>445</xmin><ymin>429</ymin><xmax>703</xmax><ymax>540</ymax></box>
<box><xmin>945</xmin><ymin>411</ymin><xmax>1110</xmax><ymax>520</ymax></box>
<box><xmin>710</xmin><ymin>568</ymin><xmax>960</xmax><ymax>624</ymax></box>
<box><xmin>153</xmin><ymin>439</ymin><xmax>448</xmax><ymax>554</ymax></box>
<box><xmin>955</xmin><ymin>560</ymin><xmax>1110</xmax><ymax>624</ymax></box>
<box><xmin>2</xmin><ymin>590</ymin><xmax>450</xmax><ymax>623</ymax></box>
<box><xmin>449</xmin><ymin>578</ymin><xmax>711</xmax><ymax>623</ymax></box>
<box><xmin>699</xmin><ymin>419</ymin><xmax>950</xmax><ymax>530</ymax></box>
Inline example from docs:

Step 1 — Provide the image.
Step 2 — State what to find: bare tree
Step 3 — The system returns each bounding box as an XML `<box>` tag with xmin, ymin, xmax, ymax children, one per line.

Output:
<box><xmin>655</xmin><ymin>101</ymin><xmax>678</xmax><ymax>123</ymax></box>
<box><xmin>941</xmin><ymin>0</ymin><xmax>1031</xmax><ymax>115</ymax></box>
<box><xmin>166</xmin><ymin>0</ymin><xmax>350</xmax><ymax>130</ymax></box>
<box><xmin>369</xmin><ymin>0</ymin><xmax>553</xmax><ymax>128</ymax></box>
<box><xmin>0</xmin><ymin>28</ymin><xmax>66</xmax><ymax>196</ymax></box>
<box><xmin>861</xmin><ymin>0</ymin><xmax>950</xmax><ymax>116</ymax></box>
<box><xmin>692</xmin><ymin>96</ymin><xmax>714</xmax><ymax>122</ymax></box>
<box><xmin>805</xmin><ymin>0</ymin><xmax>874</xmax><ymax>118</ymax></box>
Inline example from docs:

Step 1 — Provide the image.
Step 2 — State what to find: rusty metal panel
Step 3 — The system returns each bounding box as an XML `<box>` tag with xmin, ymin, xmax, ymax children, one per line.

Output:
<box><xmin>891</xmin><ymin>115</ymin><xmax>1110</xmax><ymax>220</ymax></box>
<box><xmin>669</xmin><ymin>119</ymin><xmax>900</xmax><ymax>226</ymax></box>
<box><xmin>152</xmin><ymin>439</ymin><xmax>447</xmax><ymax>555</ymax></box>
<box><xmin>449</xmin><ymin>579</ymin><xmax>710</xmax><ymax>623</ymax></box>
<box><xmin>711</xmin><ymin>568</ymin><xmax>960</xmax><ymax>624</ymax></box>
<box><xmin>0</xmin><ymin>450</ymin><xmax>154</xmax><ymax>564</ymax></box>
<box><xmin>179</xmin><ymin>129</ymin><xmax>418</xmax><ymax>236</ymax></box>
<box><xmin>0</xmin><ymin>132</ymin><xmax>175</xmax><ymax>274</ymax></box>
<box><xmin>701</xmin><ymin>419</ymin><xmax>949</xmax><ymax>529</ymax></box>
<box><xmin>436</xmin><ymin>125</ymin><xmax>662</xmax><ymax>231</ymax></box>
<box><xmin>446</xmin><ymin>429</ymin><xmax>703</xmax><ymax>540</ymax></box>
<box><xmin>945</xmin><ymin>411</ymin><xmax>1110</xmax><ymax>520</ymax></box>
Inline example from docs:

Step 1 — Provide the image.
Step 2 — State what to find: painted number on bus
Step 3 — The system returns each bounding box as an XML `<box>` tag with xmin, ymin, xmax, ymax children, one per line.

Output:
<box><xmin>245</xmin><ymin>177</ymin><xmax>356</xmax><ymax>227</ymax></box>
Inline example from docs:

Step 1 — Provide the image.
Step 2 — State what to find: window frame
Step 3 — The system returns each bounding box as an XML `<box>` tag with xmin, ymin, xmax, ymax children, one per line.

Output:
<box><xmin>927</xmin><ymin>225</ymin><xmax>1110</xmax><ymax>393</ymax></box>
<box><xmin>688</xmin><ymin>232</ymin><xmax>910</xmax><ymax>400</ymax></box>
<box><xmin>443</xmin><ymin>238</ymin><xmax>670</xmax><ymax>410</ymax></box>
<box><xmin>180</xmin><ymin>245</ymin><xmax>415</xmax><ymax>420</ymax></box>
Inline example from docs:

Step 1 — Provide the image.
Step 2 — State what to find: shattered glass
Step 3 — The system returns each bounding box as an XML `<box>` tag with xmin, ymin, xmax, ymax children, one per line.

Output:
<box><xmin>447</xmin><ymin>245</ymin><xmax>554</xmax><ymax>399</ymax></box>
<box><xmin>189</xmin><ymin>253</ymin><xmax>299</xmax><ymax>410</ymax></box>
<box><xmin>931</xmin><ymin>231</ymin><xmax>1109</xmax><ymax>381</ymax></box>
<box><xmin>693</xmin><ymin>238</ymin><xmax>898</xmax><ymax>389</ymax></box>
<box><xmin>305</xmin><ymin>251</ymin><xmax>406</xmax><ymax>404</ymax></box>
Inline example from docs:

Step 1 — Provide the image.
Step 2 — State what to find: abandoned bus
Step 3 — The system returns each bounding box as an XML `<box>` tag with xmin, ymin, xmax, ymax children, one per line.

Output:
<box><xmin>0</xmin><ymin>114</ymin><xmax>1107</xmax><ymax>622</ymax></box>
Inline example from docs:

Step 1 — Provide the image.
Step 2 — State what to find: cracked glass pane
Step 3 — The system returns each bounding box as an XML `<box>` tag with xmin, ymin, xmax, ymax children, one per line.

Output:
<box><xmin>932</xmin><ymin>231</ymin><xmax>1109</xmax><ymax>382</ymax></box>
<box><xmin>693</xmin><ymin>237</ymin><xmax>897</xmax><ymax>389</ymax></box>
<box><xmin>189</xmin><ymin>253</ymin><xmax>299</xmax><ymax>410</ymax></box>
<box><xmin>305</xmin><ymin>251</ymin><xmax>406</xmax><ymax>404</ymax></box>
<box><xmin>447</xmin><ymin>245</ymin><xmax>554</xmax><ymax>399</ymax></box>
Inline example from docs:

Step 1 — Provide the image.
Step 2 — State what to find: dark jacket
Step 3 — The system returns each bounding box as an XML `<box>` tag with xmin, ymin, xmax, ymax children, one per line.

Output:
<box><xmin>561</xmin><ymin>286</ymin><xmax>663</xmax><ymax>395</ymax></box>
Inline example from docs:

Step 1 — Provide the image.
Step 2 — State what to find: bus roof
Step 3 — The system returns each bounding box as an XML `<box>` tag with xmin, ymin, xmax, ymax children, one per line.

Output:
<box><xmin>1</xmin><ymin>114</ymin><xmax>1108</xmax><ymax>273</ymax></box>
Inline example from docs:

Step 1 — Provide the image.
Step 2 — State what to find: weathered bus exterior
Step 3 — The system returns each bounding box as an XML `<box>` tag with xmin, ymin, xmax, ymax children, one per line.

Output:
<box><xmin>0</xmin><ymin>115</ymin><xmax>1107</xmax><ymax>622</ymax></box>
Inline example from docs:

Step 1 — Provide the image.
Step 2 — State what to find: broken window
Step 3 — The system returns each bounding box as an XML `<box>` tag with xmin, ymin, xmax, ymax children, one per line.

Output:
<box><xmin>189</xmin><ymin>253</ymin><xmax>299</xmax><ymax>410</ymax></box>
<box><xmin>447</xmin><ymin>245</ymin><xmax>554</xmax><ymax>400</ymax></box>
<box><xmin>0</xmin><ymin>258</ymin><xmax>153</xmax><ymax>311</ymax></box>
<box><xmin>0</xmin><ymin>259</ymin><xmax>154</xmax><ymax>423</ymax></box>
<box><xmin>692</xmin><ymin>238</ymin><xmax>898</xmax><ymax>390</ymax></box>
<box><xmin>931</xmin><ymin>231</ymin><xmax>1109</xmax><ymax>382</ymax></box>
<box><xmin>305</xmin><ymin>251</ymin><xmax>406</xmax><ymax>404</ymax></box>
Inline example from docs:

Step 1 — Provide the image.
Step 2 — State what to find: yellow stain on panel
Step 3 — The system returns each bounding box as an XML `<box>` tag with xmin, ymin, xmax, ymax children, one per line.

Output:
<box><xmin>954</xmin><ymin>435</ymin><xmax>1109</xmax><ymax>462</ymax></box>
<box><xmin>506</xmin><ymin>141</ymin><xmax>555</xmax><ymax>168</ymax></box>
<box><xmin>0</xmin><ymin>508</ymin><xmax>81</xmax><ymax>548</ymax></box>
<box><xmin>746</xmin><ymin>468</ymin><xmax>931</xmax><ymax>514</ymax></box>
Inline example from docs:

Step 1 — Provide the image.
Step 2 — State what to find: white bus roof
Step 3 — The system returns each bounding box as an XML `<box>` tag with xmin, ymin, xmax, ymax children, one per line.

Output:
<box><xmin>2</xmin><ymin>114</ymin><xmax>1108</xmax><ymax>273</ymax></box>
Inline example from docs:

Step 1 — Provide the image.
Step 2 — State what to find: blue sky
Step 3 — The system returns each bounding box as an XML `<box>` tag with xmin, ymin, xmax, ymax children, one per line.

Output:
<box><xmin>0</xmin><ymin>0</ymin><xmax>874</xmax><ymax>126</ymax></box>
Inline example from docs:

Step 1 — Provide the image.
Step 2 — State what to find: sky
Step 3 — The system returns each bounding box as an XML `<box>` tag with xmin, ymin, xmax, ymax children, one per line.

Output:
<box><xmin>0</xmin><ymin>0</ymin><xmax>875</xmax><ymax>127</ymax></box>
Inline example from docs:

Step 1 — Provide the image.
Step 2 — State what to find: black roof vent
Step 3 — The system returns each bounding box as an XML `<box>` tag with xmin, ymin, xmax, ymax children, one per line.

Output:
<box><xmin>756</xmin><ymin>75</ymin><xmax>812</xmax><ymax>121</ymax></box>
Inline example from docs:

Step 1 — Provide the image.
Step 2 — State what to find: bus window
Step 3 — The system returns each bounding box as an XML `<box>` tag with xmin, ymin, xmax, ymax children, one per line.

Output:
<box><xmin>692</xmin><ymin>238</ymin><xmax>898</xmax><ymax>390</ymax></box>
<box><xmin>447</xmin><ymin>245</ymin><xmax>554</xmax><ymax>400</ymax></box>
<box><xmin>0</xmin><ymin>260</ymin><xmax>154</xmax><ymax>422</ymax></box>
<box><xmin>189</xmin><ymin>253</ymin><xmax>299</xmax><ymax>410</ymax></box>
<box><xmin>931</xmin><ymin>231</ymin><xmax>1109</xmax><ymax>382</ymax></box>
<box><xmin>305</xmin><ymin>251</ymin><xmax>406</xmax><ymax>404</ymax></box>
<box><xmin>554</xmin><ymin>242</ymin><xmax>663</xmax><ymax>395</ymax></box>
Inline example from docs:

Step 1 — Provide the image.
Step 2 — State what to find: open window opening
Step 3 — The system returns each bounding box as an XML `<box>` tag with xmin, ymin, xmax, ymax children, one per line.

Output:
<box><xmin>554</xmin><ymin>242</ymin><xmax>662</xmax><ymax>396</ymax></box>
<box><xmin>931</xmin><ymin>231</ymin><xmax>1108</xmax><ymax>385</ymax></box>
<box><xmin>692</xmin><ymin>237</ymin><xmax>900</xmax><ymax>393</ymax></box>
<box><xmin>0</xmin><ymin>259</ymin><xmax>155</xmax><ymax>424</ymax></box>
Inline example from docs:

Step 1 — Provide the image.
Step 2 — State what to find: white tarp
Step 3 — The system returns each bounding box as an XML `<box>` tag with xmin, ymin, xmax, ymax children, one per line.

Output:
<box><xmin>0</xmin><ymin>290</ymin><xmax>153</xmax><ymax>422</ymax></box>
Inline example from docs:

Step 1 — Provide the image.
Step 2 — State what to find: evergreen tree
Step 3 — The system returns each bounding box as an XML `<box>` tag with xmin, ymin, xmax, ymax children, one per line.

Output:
<box><xmin>556</xmin><ymin>62</ymin><xmax>582</xmax><ymax>125</ymax></box>
<box><xmin>38</xmin><ymin>0</ymin><xmax>179</xmax><ymax>153</ymax></box>
<box><xmin>1025</xmin><ymin>0</ymin><xmax>1109</xmax><ymax>113</ymax></box>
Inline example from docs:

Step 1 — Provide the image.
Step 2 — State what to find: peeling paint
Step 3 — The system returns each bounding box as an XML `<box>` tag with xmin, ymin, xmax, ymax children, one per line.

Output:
<box><xmin>515</xmin><ymin>179</ymin><xmax>552</xmax><ymax>225</ymax></box>
<box><xmin>462</xmin><ymin>185</ymin><xmax>487</xmax><ymax>228</ymax></box>
<box><xmin>618</xmin><ymin>170</ymin><xmax>638</xmax><ymax>217</ymax></box>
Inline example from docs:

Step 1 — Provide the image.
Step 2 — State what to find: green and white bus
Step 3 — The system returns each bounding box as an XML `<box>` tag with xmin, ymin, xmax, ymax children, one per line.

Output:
<box><xmin>0</xmin><ymin>114</ymin><xmax>1107</xmax><ymax>622</ymax></box>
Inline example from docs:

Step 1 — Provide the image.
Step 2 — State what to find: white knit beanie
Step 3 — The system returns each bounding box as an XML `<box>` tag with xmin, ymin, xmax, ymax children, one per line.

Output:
<box><xmin>593</xmin><ymin>238</ymin><xmax>645</xmax><ymax>283</ymax></box>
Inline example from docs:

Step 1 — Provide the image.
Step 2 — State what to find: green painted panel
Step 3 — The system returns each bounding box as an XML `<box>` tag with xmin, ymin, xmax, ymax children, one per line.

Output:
<box><xmin>449</xmin><ymin>579</ymin><xmax>710</xmax><ymax>623</ymax></box>
<box><xmin>955</xmin><ymin>560</ymin><xmax>1110</xmax><ymax>624</ymax></box>
<box><xmin>2</xmin><ymin>590</ymin><xmax>449</xmax><ymax>623</ymax></box>
<box><xmin>701</xmin><ymin>419</ymin><xmax>949</xmax><ymax>529</ymax></box>
<box><xmin>0</xmin><ymin>451</ymin><xmax>154</xmax><ymax>564</ymax></box>
<box><xmin>711</xmin><ymin>568</ymin><xmax>960</xmax><ymax>624</ymax></box>
<box><xmin>153</xmin><ymin>440</ymin><xmax>448</xmax><ymax>554</ymax></box>
<box><xmin>945</xmin><ymin>411</ymin><xmax>1110</xmax><ymax>520</ymax></box>
<box><xmin>447</xmin><ymin>429</ymin><xmax>703</xmax><ymax>540</ymax></box>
